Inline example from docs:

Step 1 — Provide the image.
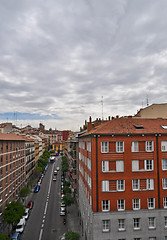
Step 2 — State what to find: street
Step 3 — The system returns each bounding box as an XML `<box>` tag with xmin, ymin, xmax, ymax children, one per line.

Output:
<box><xmin>21</xmin><ymin>156</ymin><xmax>70</xmax><ymax>240</ymax></box>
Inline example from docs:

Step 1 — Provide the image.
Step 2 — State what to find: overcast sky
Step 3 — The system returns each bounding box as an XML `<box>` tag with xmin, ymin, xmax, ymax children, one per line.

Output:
<box><xmin>0</xmin><ymin>0</ymin><xmax>167</xmax><ymax>131</ymax></box>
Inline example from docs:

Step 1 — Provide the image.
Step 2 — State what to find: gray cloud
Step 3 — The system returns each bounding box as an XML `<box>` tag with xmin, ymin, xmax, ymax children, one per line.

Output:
<box><xmin>0</xmin><ymin>0</ymin><xmax>167</xmax><ymax>130</ymax></box>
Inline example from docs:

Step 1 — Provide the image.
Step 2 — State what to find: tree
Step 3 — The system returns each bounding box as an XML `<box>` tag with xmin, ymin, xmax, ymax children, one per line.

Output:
<box><xmin>62</xmin><ymin>193</ymin><xmax>74</xmax><ymax>207</ymax></box>
<box><xmin>0</xmin><ymin>234</ymin><xmax>9</xmax><ymax>240</ymax></box>
<box><xmin>65</xmin><ymin>231</ymin><xmax>80</xmax><ymax>240</ymax></box>
<box><xmin>19</xmin><ymin>187</ymin><xmax>31</xmax><ymax>198</ymax></box>
<box><xmin>3</xmin><ymin>201</ymin><xmax>25</xmax><ymax>229</ymax></box>
<box><xmin>63</xmin><ymin>185</ymin><xmax>71</xmax><ymax>194</ymax></box>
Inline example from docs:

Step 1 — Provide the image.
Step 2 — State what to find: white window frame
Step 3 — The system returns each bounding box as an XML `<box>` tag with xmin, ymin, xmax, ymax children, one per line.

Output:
<box><xmin>117</xmin><ymin>180</ymin><xmax>125</xmax><ymax>191</ymax></box>
<box><xmin>118</xmin><ymin>219</ymin><xmax>125</xmax><ymax>231</ymax></box>
<box><xmin>102</xmin><ymin>181</ymin><xmax>109</xmax><ymax>192</ymax></box>
<box><xmin>163</xmin><ymin>197</ymin><xmax>167</xmax><ymax>208</ymax></box>
<box><xmin>101</xmin><ymin>142</ymin><xmax>109</xmax><ymax>153</ymax></box>
<box><xmin>116</xmin><ymin>160</ymin><xmax>124</xmax><ymax>172</ymax></box>
<box><xmin>133</xmin><ymin>199</ymin><xmax>140</xmax><ymax>210</ymax></box>
<box><xmin>147</xmin><ymin>179</ymin><xmax>154</xmax><ymax>190</ymax></box>
<box><xmin>146</xmin><ymin>141</ymin><xmax>154</xmax><ymax>152</ymax></box>
<box><xmin>102</xmin><ymin>200</ymin><xmax>110</xmax><ymax>212</ymax></box>
<box><xmin>132</xmin><ymin>179</ymin><xmax>140</xmax><ymax>191</ymax></box>
<box><xmin>132</xmin><ymin>141</ymin><xmax>139</xmax><ymax>152</ymax></box>
<box><xmin>102</xmin><ymin>161</ymin><xmax>109</xmax><ymax>172</ymax></box>
<box><xmin>148</xmin><ymin>217</ymin><xmax>156</xmax><ymax>229</ymax></box>
<box><xmin>87</xmin><ymin>141</ymin><xmax>91</xmax><ymax>152</ymax></box>
<box><xmin>117</xmin><ymin>199</ymin><xmax>125</xmax><ymax>211</ymax></box>
<box><xmin>162</xmin><ymin>159</ymin><xmax>167</xmax><ymax>170</ymax></box>
<box><xmin>116</xmin><ymin>141</ymin><xmax>124</xmax><ymax>153</ymax></box>
<box><xmin>145</xmin><ymin>159</ymin><xmax>154</xmax><ymax>171</ymax></box>
<box><xmin>148</xmin><ymin>198</ymin><xmax>155</xmax><ymax>209</ymax></box>
<box><xmin>163</xmin><ymin>178</ymin><xmax>167</xmax><ymax>189</ymax></box>
<box><xmin>165</xmin><ymin>216</ymin><xmax>167</xmax><ymax>228</ymax></box>
<box><xmin>133</xmin><ymin>218</ymin><xmax>140</xmax><ymax>230</ymax></box>
<box><xmin>132</xmin><ymin>160</ymin><xmax>139</xmax><ymax>172</ymax></box>
<box><xmin>161</xmin><ymin>141</ymin><xmax>167</xmax><ymax>152</ymax></box>
<box><xmin>102</xmin><ymin>220</ymin><xmax>110</xmax><ymax>232</ymax></box>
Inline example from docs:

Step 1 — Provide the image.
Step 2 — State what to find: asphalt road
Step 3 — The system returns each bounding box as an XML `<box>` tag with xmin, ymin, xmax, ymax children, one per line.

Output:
<box><xmin>21</xmin><ymin>156</ymin><xmax>67</xmax><ymax>240</ymax></box>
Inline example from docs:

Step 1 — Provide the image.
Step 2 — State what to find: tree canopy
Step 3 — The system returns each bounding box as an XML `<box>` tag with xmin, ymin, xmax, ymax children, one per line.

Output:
<box><xmin>0</xmin><ymin>234</ymin><xmax>9</xmax><ymax>240</ymax></box>
<box><xmin>3</xmin><ymin>201</ymin><xmax>25</xmax><ymax>226</ymax></box>
<box><xmin>65</xmin><ymin>231</ymin><xmax>80</xmax><ymax>240</ymax></box>
<box><xmin>19</xmin><ymin>187</ymin><xmax>31</xmax><ymax>198</ymax></box>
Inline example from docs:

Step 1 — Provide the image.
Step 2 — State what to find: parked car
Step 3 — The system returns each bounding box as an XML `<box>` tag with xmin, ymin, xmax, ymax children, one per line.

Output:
<box><xmin>11</xmin><ymin>232</ymin><xmax>20</xmax><ymax>240</ymax></box>
<box><xmin>61</xmin><ymin>201</ymin><xmax>66</xmax><ymax>207</ymax></box>
<box><xmin>23</xmin><ymin>208</ymin><xmax>29</xmax><ymax>220</ymax></box>
<box><xmin>56</xmin><ymin>167</ymin><xmax>60</xmax><ymax>171</ymax></box>
<box><xmin>54</xmin><ymin>170</ymin><xmax>58</xmax><ymax>175</ymax></box>
<box><xmin>26</xmin><ymin>200</ymin><xmax>34</xmax><ymax>210</ymax></box>
<box><xmin>60</xmin><ymin>233</ymin><xmax>66</xmax><ymax>240</ymax></box>
<box><xmin>16</xmin><ymin>217</ymin><xmax>25</xmax><ymax>233</ymax></box>
<box><xmin>34</xmin><ymin>185</ymin><xmax>40</xmax><ymax>193</ymax></box>
<box><xmin>60</xmin><ymin>207</ymin><xmax>66</xmax><ymax>216</ymax></box>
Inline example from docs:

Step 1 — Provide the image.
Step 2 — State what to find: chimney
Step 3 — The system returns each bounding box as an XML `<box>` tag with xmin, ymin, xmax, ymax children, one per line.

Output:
<box><xmin>108</xmin><ymin>116</ymin><xmax>111</xmax><ymax>120</ymax></box>
<box><xmin>87</xmin><ymin>116</ymin><xmax>92</xmax><ymax>132</ymax></box>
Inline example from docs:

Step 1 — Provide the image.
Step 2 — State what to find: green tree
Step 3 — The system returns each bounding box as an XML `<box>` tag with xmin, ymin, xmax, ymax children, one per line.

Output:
<box><xmin>62</xmin><ymin>193</ymin><xmax>74</xmax><ymax>207</ymax></box>
<box><xmin>63</xmin><ymin>180</ymin><xmax>70</xmax><ymax>187</ymax></box>
<box><xmin>63</xmin><ymin>185</ymin><xmax>71</xmax><ymax>194</ymax></box>
<box><xmin>19</xmin><ymin>187</ymin><xmax>31</xmax><ymax>198</ymax></box>
<box><xmin>3</xmin><ymin>201</ymin><xmax>25</xmax><ymax>229</ymax></box>
<box><xmin>27</xmin><ymin>180</ymin><xmax>35</xmax><ymax>189</ymax></box>
<box><xmin>65</xmin><ymin>231</ymin><xmax>80</xmax><ymax>240</ymax></box>
<box><xmin>0</xmin><ymin>234</ymin><xmax>9</xmax><ymax>240</ymax></box>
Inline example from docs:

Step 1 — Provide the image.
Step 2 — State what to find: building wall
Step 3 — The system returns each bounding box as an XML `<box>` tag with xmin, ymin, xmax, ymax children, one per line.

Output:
<box><xmin>135</xmin><ymin>103</ymin><xmax>167</xmax><ymax>118</ymax></box>
<box><xmin>79</xmin><ymin>132</ymin><xmax>167</xmax><ymax>239</ymax></box>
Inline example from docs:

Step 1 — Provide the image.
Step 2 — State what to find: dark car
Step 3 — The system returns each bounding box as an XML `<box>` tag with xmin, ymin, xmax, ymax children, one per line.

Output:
<box><xmin>34</xmin><ymin>185</ymin><xmax>40</xmax><ymax>193</ymax></box>
<box><xmin>27</xmin><ymin>200</ymin><xmax>34</xmax><ymax>210</ymax></box>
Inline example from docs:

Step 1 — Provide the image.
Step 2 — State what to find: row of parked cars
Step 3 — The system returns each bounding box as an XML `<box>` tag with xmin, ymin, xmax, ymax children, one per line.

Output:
<box><xmin>11</xmin><ymin>165</ymin><xmax>48</xmax><ymax>239</ymax></box>
<box><xmin>60</xmin><ymin>174</ymin><xmax>66</xmax><ymax>216</ymax></box>
<box><xmin>11</xmin><ymin>200</ymin><xmax>34</xmax><ymax>240</ymax></box>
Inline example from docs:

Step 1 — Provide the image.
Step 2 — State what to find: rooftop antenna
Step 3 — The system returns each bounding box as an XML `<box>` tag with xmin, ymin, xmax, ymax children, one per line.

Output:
<box><xmin>146</xmin><ymin>94</ymin><xmax>149</xmax><ymax>106</ymax></box>
<box><xmin>101</xmin><ymin>96</ymin><xmax>104</xmax><ymax>120</ymax></box>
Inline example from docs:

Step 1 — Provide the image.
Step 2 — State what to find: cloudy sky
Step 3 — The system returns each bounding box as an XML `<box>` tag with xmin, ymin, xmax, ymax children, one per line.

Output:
<box><xmin>0</xmin><ymin>0</ymin><xmax>167</xmax><ymax>131</ymax></box>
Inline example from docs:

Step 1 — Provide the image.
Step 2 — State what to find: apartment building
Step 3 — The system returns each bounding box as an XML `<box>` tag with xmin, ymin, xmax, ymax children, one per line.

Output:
<box><xmin>0</xmin><ymin>133</ymin><xmax>25</xmax><ymax>214</ymax></box>
<box><xmin>25</xmin><ymin>138</ymin><xmax>35</xmax><ymax>181</ymax></box>
<box><xmin>78</xmin><ymin>117</ymin><xmax>167</xmax><ymax>240</ymax></box>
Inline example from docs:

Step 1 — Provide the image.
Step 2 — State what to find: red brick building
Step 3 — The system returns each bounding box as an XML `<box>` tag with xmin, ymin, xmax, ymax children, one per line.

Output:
<box><xmin>0</xmin><ymin>133</ymin><xmax>25</xmax><ymax>214</ymax></box>
<box><xmin>79</xmin><ymin>117</ymin><xmax>167</xmax><ymax>240</ymax></box>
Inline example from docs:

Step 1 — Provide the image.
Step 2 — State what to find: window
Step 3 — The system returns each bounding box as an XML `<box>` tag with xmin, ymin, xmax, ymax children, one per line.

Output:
<box><xmin>164</xmin><ymin>216</ymin><xmax>167</xmax><ymax>228</ymax></box>
<box><xmin>148</xmin><ymin>217</ymin><xmax>156</xmax><ymax>229</ymax></box>
<box><xmin>101</xmin><ymin>142</ymin><xmax>109</xmax><ymax>153</ymax></box>
<box><xmin>102</xmin><ymin>220</ymin><xmax>110</xmax><ymax>232</ymax></box>
<box><xmin>147</xmin><ymin>179</ymin><xmax>154</xmax><ymax>190</ymax></box>
<box><xmin>145</xmin><ymin>160</ymin><xmax>154</xmax><ymax>171</ymax></box>
<box><xmin>163</xmin><ymin>178</ymin><xmax>167</xmax><ymax>189</ymax></box>
<box><xmin>87</xmin><ymin>141</ymin><xmax>91</xmax><ymax>152</ymax></box>
<box><xmin>117</xmin><ymin>180</ymin><xmax>125</xmax><ymax>191</ymax></box>
<box><xmin>102</xmin><ymin>161</ymin><xmax>109</xmax><ymax>172</ymax></box>
<box><xmin>118</xmin><ymin>219</ymin><xmax>125</xmax><ymax>231</ymax></box>
<box><xmin>133</xmin><ymin>199</ymin><xmax>140</xmax><ymax>210</ymax></box>
<box><xmin>132</xmin><ymin>160</ymin><xmax>139</xmax><ymax>171</ymax></box>
<box><xmin>116</xmin><ymin>141</ymin><xmax>124</xmax><ymax>152</ymax></box>
<box><xmin>149</xmin><ymin>238</ymin><xmax>156</xmax><ymax>240</ymax></box>
<box><xmin>102</xmin><ymin>200</ymin><xmax>110</xmax><ymax>212</ymax></box>
<box><xmin>132</xmin><ymin>141</ymin><xmax>139</xmax><ymax>152</ymax></box>
<box><xmin>117</xmin><ymin>199</ymin><xmax>125</xmax><ymax>211</ymax></box>
<box><xmin>116</xmin><ymin>160</ymin><xmax>124</xmax><ymax>172</ymax></box>
<box><xmin>102</xmin><ymin>181</ymin><xmax>109</xmax><ymax>192</ymax></box>
<box><xmin>132</xmin><ymin>179</ymin><xmax>140</xmax><ymax>190</ymax></box>
<box><xmin>148</xmin><ymin>198</ymin><xmax>155</xmax><ymax>209</ymax></box>
<box><xmin>162</xmin><ymin>141</ymin><xmax>167</xmax><ymax>152</ymax></box>
<box><xmin>162</xmin><ymin>159</ymin><xmax>167</xmax><ymax>170</ymax></box>
<box><xmin>163</xmin><ymin>197</ymin><xmax>167</xmax><ymax>208</ymax></box>
<box><xmin>146</xmin><ymin>141</ymin><xmax>154</xmax><ymax>152</ymax></box>
<box><xmin>134</xmin><ymin>238</ymin><xmax>141</xmax><ymax>240</ymax></box>
<box><xmin>133</xmin><ymin>218</ymin><xmax>140</xmax><ymax>230</ymax></box>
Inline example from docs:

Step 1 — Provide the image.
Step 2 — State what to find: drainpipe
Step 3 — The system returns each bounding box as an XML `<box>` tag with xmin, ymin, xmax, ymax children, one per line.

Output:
<box><xmin>156</xmin><ymin>135</ymin><xmax>160</xmax><ymax>209</ymax></box>
<box><xmin>96</xmin><ymin>135</ymin><xmax>99</xmax><ymax>212</ymax></box>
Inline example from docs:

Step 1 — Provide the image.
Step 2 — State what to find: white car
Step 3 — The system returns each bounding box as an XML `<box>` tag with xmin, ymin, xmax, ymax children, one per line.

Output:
<box><xmin>60</xmin><ymin>233</ymin><xmax>66</xmax><ymax>240</ymax></box>
<box><xmin>16</xmin><ymin>217</ymin><xmax>25</xmax><ymax>233</ymax></box>
<box><xmin>23</xmin><ymin>208</ymin><xmax>29</xmax><ymax>220</ymax></box>
<box><xmin>60</xmin><ymin>207</ymin><xmax>66</xmax><ymax>216</ymax></box>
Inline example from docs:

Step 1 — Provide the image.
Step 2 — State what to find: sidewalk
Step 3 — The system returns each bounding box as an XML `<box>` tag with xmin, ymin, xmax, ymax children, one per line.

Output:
<box><xmin>67</xmin><ymin>200</ymin><xmax>84</xmax><ymax>240</ymax></box>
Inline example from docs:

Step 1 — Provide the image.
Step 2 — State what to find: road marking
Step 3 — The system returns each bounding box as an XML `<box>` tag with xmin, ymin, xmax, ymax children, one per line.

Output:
<box><xmin>38</xmin><ymin>163</ymin><xmax>54</xmax><ymax>240</ymax></box>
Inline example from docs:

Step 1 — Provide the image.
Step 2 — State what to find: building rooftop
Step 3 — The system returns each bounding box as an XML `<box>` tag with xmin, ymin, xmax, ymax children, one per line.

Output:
<box><xmin>81</xmin><ymin>117</ymin><xmax>167</xmax><ymax>136</ymax></box>
<box><xmin>0</xmin><ymin>133</ymin><xmax>25</xmax><ymax>141</ymax></box>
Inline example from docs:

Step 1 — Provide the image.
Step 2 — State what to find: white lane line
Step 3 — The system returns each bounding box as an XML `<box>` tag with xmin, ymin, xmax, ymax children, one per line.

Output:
<box><xmin>38</xmin><ymin>164</ymin><xmax>54</xmax><ymax>240</ymax></box>
<box><xmin>39</xmin><ymin>229</ymin><xmax>43</xmax><ymax>240</ymax></box>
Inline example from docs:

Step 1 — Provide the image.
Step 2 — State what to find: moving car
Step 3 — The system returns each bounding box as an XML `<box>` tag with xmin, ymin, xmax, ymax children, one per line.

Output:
<box><xmin>34</xmin><ymin>185</ymin><xmax>40</xmax><ymax>193</ymax></box>
<box><xmin>11</xmin><ymin>232</ymin><xmax>20</xmax><ymax>240</ymax></box>
<box><xmin>26</xmin><ymin>200</ymin><xmax>34</xmax><ymax>210</ymax></box>
<box><xmin>16</xmin><ymin>217</ymin><xmax>25</xmax><ymax>233</ymax></box>
<box><xmin>54</xmin><ymin>170</ymin><xmax>58</xmax><ymax>175</ymax></box>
